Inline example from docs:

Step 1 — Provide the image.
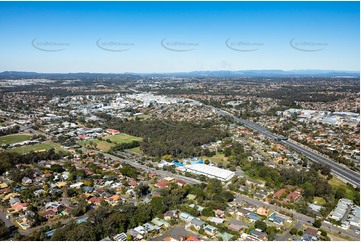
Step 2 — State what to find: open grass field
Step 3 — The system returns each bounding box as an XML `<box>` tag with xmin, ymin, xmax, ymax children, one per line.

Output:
<box><xmin>95</xmin><ymin>141</ymin><xmax>114</xmax><ymax>152</ymax></box>
<box><xmin>127</xmin><ymin>146</ymin><xmax>141</xmax><ymax>154</ymax></box>
<box><xmin>107</xmin><ymin>133</ymin><xmax>142</xmax><ymax>143</ymax></box>
<box><xmin>81</xmin><ymin>133</ymin><xmax>142</xmax><ymax>152</ymax></box>
<box><xmin>80</xmin><ymin>139</ymin><xmax>114</xmax><ymax>152</ymax></box>
<box><xmin>0</xmin><ymin>133</ymin><xmax>32</xmax><ymax>145</ymax></box>
<box><xmin>201</xmin><ymin>152</ymin><xmax>227</xmax><ymax>165</ymax></box>
<box><xmin>328</xmin><ymin>176</ymin><xmax>357</xmax><ymax>200</ymax></box>
<box><xmin>10</xmin><ymin>141</ymin><xmax>65</xmax><ymax>154</ymax></box>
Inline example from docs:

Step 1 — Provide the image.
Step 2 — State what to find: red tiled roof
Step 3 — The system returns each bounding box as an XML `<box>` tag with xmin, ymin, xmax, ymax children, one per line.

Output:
<box><xmin>273</xmin><ymin>188</ymin><xmax>286</xmax><ymax>198</ymax></box>
<box><xmin>88</xmin><ymin>197</ymin><xmax>103</xmax><ymax>204</ymax></box>
<box><xmin>186</xmin><ymin>236</ymin><xmax>200</xmax><ymax>241</ymax></box>
<box><xmin>176</xmin><ymin>179</ymin><xmax>187</xmax><ymax>186</ymax></box>
<box><xmin>285</xmin><ymin>192</ymin><xmax>301</xmax><ymax>201</ymax></box>
<box><xmin>155</xmin><ymin>180</ymin><xmax>169</xmax><ymax>188</ymax></box>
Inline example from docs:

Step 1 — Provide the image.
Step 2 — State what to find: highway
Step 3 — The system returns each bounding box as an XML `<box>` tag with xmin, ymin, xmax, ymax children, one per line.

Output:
<box><xmin>213</xmin><ymin>108</ymin><xmax>360</xmax><ymax>188</ymax></box>
<box><xmin>282</xmin><ymin>140</ymin><xmax>360</xmax><ymax>187</ymax></box>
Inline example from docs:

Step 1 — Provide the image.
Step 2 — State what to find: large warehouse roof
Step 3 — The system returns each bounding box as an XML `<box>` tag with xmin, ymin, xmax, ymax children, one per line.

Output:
<box><xmin>184</xmin><ymin>164</ymin><xmax>235</xmax><ymax>181</ymax></box>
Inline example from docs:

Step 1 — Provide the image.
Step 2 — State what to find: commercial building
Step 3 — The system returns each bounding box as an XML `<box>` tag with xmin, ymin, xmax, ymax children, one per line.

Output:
<box><xmin>329</xmin><ymin>198</ymin><xmax>353</xmax><ymax>221</ymax></box>
<box><xmin>183</xmin><ymin>164</ymin><xmax>235</xmax><ymax>182</ymax></box>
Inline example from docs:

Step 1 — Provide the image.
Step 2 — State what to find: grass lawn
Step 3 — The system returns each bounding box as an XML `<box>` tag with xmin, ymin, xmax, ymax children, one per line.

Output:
<box><xmin>10</xmin><ymin>142</ymin><xmax>65</xmax><ymax>154</ymax></box>
<box><xmin>127</xmin><ymin>146</ymin><xmax>141</xmax><ymax>154</ymax></box>
<box><xmin>95</xmin><ymin>141</ymin><xmax>115</xmax><ymax>152</ymax></box>
<box><xmin>201</xmin><ymin>152</ymin><xmax>227</xmax><ymax>165</ymax></box>
<box><xmin>0</xmin><ymin>133</ymin><xmax>32</xmax><ymax>145</ymax></box>
<box><xmin>328</xmin><ymin>176</ymin><xmax>357</xmax><ymax>200</ymax></box>
<box><xmin>81</xmin><ymin>133</ymin><xmax>142</xmax><ymax>152</ymax></box>
<box><xmin>80</xmin><ymin>140</ymin><xmax>114</xmax><ymax>152</ymax></box>
<box><xmin>314</xmin><ymin>196</ymin><xmax>326</xmax><ymax>205</ymax></box>
<box><xmin>107</xmin><ymin>133</ymin><xmax>142</xmax><ymax>143</ymax></box>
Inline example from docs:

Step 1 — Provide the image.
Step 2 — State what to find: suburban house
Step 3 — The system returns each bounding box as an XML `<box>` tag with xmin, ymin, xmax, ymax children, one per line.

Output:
<box><xmin>204</xmin><ymin>224</ymin><xmax>218</xmax><ymax>235</ymax></box>
<box><xmin>247</xmin><ymin>212</ymin><xmax>261</xmax><ymax>222</ymax></box>
<box><xmin>256</xmin><ymin>207</ymin><xmax>271</xmax><ymax>217</ymax></box>
<box><xmin>21</xmin><ymin>177</ymin><xmax>32</xmax><ymax>185</ymax></box>
<box><xmin>284</xmin><ymin>188</ymin><xmax>303</xmax><ymax>202</ymax></box>
<box><xmin>273</xmin><ymin>188</ymin><xmax>286</xmax><ymax>199</ymax></box>
<box><xmin>268</xmin><ymin>213</ymin><xmax>285</xmax><ymax>226</ymax></box>
<box><xmin>155</xmin><ymin>180</ymin><xmax>169</xmax><ymax>189</ymax></box>
<box><xmin>179</xmin><ymin>212</ymin><xmax>194</xmax><ymax>222</ymax></box>
<box><xmin>151</xmin><ymin>217</ymin><xmax>170</xmax><ymax>228</ymax></box>
<box><xmin>190</xmin><ymin>218</ymin><xmax>205</xmax><ymax>230</ymax></box>
<box><xmin>253</xmin><ymin>230</ymin><xmax>268</xmax><ymax>240</ymax></box>
<box><xmin>113</xmin><ymin>233</ymin><xmax>127</xmax><ymax>241</ymax></box>
<box><xmin>214</xmin><ymin>209</ymin><xmax>225</xmax><ymax>218</ymax></box>
<box><xmin>164</xmin><ymin>210</ymin><xmax>178</xmax><ymax>220</ymax></box>
<box><xmin>237</xmin><ymin>208</ymin><xmax>251</xmax><ymax>218</ymax></box>
<box><xmin>209</xmin><ymin>217</ymin><xmax>224</xmax><ymax>224</ymax></box>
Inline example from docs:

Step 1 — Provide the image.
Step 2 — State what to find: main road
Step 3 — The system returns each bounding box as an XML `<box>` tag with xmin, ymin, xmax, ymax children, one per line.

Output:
<box><xmin>81</xmin><ymin>148</ymin><xmax>202</xmax><ymax>185</ymax></box>
<box><xmin>213</xmin><ymin>108</ymin><xmax>360</xmax><ymax>188</ymax></box>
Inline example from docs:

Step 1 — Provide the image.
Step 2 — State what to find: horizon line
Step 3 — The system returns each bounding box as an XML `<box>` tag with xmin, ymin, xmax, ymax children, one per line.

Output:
<box><xmin>1</xmin><ymin>69</ymin><xmax>360</xmax><ymax>75</ymax></box>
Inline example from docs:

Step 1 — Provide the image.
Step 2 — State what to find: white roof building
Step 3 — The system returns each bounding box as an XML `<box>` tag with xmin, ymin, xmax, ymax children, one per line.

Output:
<box><xmin>329</xmin><ymin>198</ymin><xmax>353</xmax><ymax>221</ymax></box>
<box><xmin>184</xmin><ymin>164</ymin><xmax>235</xmax><ymax>181</ymax></box>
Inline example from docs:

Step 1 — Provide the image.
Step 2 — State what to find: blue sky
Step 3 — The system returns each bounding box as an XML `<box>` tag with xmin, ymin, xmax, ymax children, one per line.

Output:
<box><xmin>0</xmin><ymin>1</ymin><xmax>359</xmax><ymax>73</ymax></box>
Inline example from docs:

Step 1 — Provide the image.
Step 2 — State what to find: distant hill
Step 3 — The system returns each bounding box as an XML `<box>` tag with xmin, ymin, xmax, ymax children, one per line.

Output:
<box><xmin>0</xmin><ymin>71</ymin><xmax>141</xmax><ymax>79</ymax></box>
<box><xmin>137</xmin><ymin>70</ymin><xmax>360</xmax><ymax>78</ymax></box>
<box><xmin>0</xmin><ymin>70</ymin><xmax>359</xmax><ymax>79</ymax></box>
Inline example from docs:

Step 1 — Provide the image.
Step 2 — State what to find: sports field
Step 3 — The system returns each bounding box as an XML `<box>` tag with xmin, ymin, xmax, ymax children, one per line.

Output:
<box><xmin>81</xmin><ymin>133</ymin><xmax>142</xmax><ymax>152</ymax></box>
<box><xmin>9</xmin><ymin>141</ymin><xmax>65</xmax><ymax>154</ymax></box>
<box><xmin>0</xmin><ymin>133</ymin><xmax>32</xmax><ymax>145</ymax></box>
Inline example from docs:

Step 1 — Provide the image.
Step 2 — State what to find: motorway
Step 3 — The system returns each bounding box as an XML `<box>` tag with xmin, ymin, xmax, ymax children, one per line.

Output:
<box><xmin>213</xmin><ymin>108</ymin><xmax>360</xmax><ymax>188</ymax></box>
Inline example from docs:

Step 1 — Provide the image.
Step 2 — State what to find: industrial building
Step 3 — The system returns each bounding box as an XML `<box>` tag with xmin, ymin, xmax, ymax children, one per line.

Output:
<box><xmin>183</xmin><ymin>164</ymin><xmax>235</xmax><ymax>182</ymax></box>
<box><xmin>329</xmin><ymin>198</ymin><xmax>353</xmax><ymax>221</ymax></box>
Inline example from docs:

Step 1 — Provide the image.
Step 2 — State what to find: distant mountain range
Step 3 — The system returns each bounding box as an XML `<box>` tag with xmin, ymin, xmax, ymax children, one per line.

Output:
<box><xmin>137</xmin><ymin>70</ymin><xmax>360</xmax><ymax>78</ymax></box>
<box><xmin>0</xmin><ymin>70</ymin><xmax>359</xmax><ymax>79</ymax></box>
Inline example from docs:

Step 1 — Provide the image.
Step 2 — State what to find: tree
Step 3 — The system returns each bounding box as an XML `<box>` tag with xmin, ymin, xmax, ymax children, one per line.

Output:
<box><xmin>150</xmin><ymin>197</ymin><xmax>166</xmax><ymax>215</ymax></box>
<box><xmin>220</xmin><ymin>191</ymin><xmax>234</xmax><ymax>202</ymax></box>
<box><xmin>201</xmin><ymin>207</ymin><xmax>214</xmax><ymax>217</ymax></box>
<box><xmin>334</xmin><ymin>187</ymin><xmax>346</xmax><ymax>200</ymax></box>
<box><xmin>320</xmin><ymin>165</ymin><xmax>331</xmax><ymax>176</ymax></box>
<box><xmin>319</xmin><ymin>229</ymin><xmax>327</xmax><ymax>237</ymax></box>
<box><xmin>313</xmin><ymin>219</ymin><xmax>322</xmax><ymax>228</ymax></box>
<box><xmin>290</xmin><ymin>228</ymin><xmax>298</xmax><ymax>235</ymax></box>
<box><xmin>0</xmin><ymin>220</ymin><xmax>10</xmax><ymax>239</ymax></box>
<box><xmin>50</xmin><ymin>164</ymin><xmax>64</xmax><ymax>173</ymax></box>
<box><xmin>255</xmin><ymin>221</ymin><xmax>267</xmax><ymax>232</ymax></box>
